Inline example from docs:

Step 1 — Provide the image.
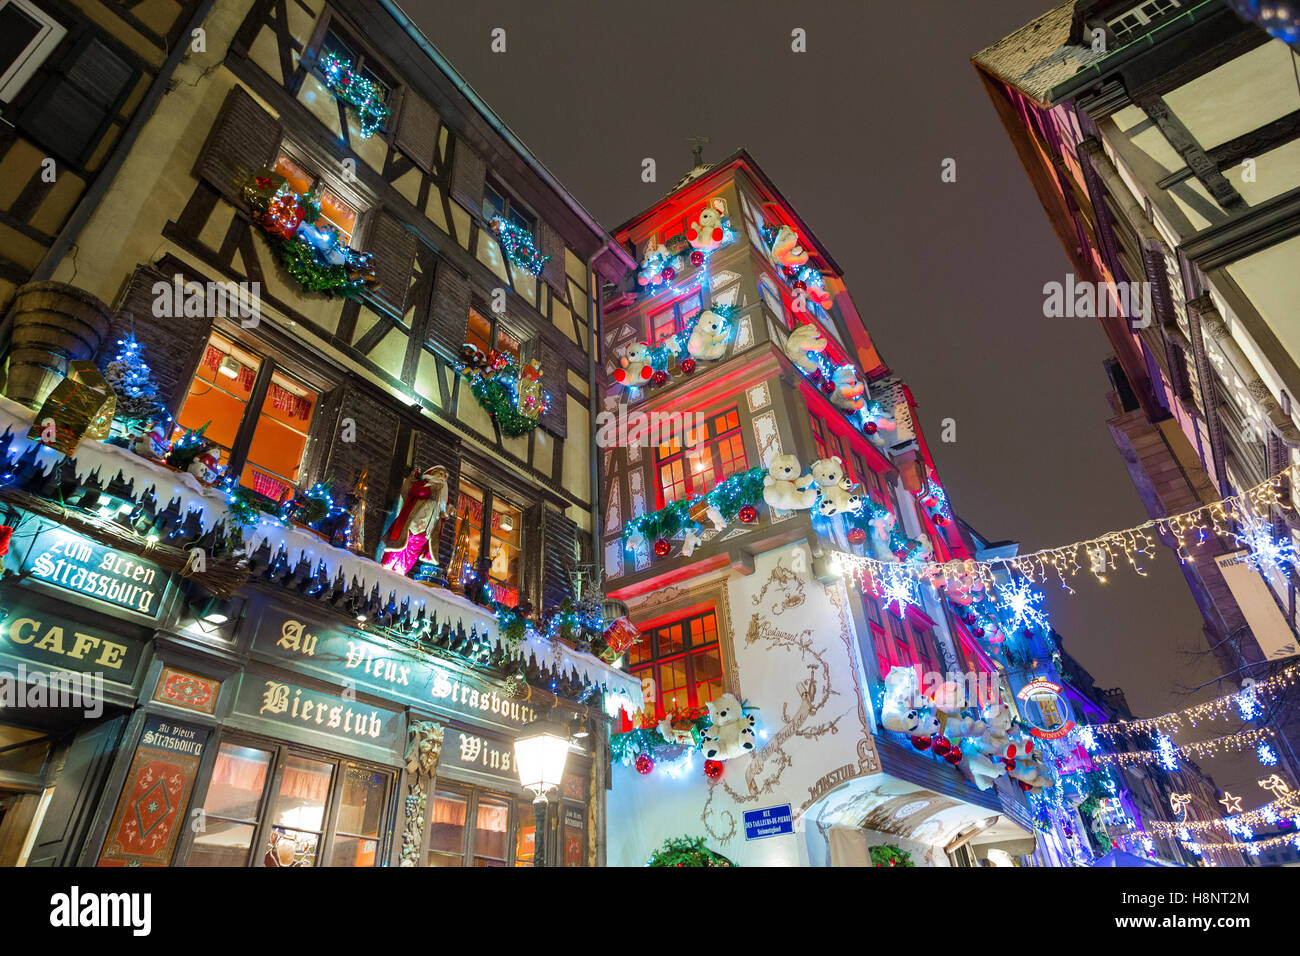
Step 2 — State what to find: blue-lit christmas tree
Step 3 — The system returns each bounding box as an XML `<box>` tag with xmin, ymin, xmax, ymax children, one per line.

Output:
<box><xmin>102</xmin><ymin>333</ymin><xmax>163</xmax><ymax>428</ymax></box>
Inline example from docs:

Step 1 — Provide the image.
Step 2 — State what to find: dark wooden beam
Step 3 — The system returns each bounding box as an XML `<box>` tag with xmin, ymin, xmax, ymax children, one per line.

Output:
<box><xmin>1138</xmin><ymin>95</ymin><xmax>1246</xmax><ymax>211</ymax></box>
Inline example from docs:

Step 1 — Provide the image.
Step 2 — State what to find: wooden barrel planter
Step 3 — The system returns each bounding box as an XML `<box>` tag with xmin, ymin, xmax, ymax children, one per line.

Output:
<box><xmin>5</xmin><ymin>281</ymin><xmax>113</xmax><ymax>409</ymax></box>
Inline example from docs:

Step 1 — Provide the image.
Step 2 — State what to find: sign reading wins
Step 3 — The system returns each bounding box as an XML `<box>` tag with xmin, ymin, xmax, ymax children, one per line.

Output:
<box><xmin>15</xmin><ymin>522</ymin><xmax>165</xmax><ymax>616</ymax></box>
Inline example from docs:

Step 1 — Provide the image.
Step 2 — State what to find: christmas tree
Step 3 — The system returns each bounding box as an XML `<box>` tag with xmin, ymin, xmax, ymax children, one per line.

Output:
<box><xmin>102</xmin><ymin>333</ymin><xmax>162</xmax><ymax>428</ymax></box>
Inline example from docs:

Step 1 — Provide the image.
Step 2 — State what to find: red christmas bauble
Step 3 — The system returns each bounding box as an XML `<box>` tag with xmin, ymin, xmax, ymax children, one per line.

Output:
<box><xmin>847</xmin><ymin>527</ymin><xmax>866</xmax><ymax>545</ymax></box>
<box><xmin>651</xmin><ymin>369</ymin><xmax>669</xmax><ymax>387</ymax></box>
<box><xmin>679</xmin><ymin>358</ymin><xmax>697</xmax><ymax>375</ymax></box>
<box><xmin>808</xmin><ymin>368</ymin><xmax>822</xmax><ymax>383</ymax></box>
<box><xmin>931</xmin><ymin>736</ymin><xmax>951</xmax><ymax>757</ymax></box>
<box><xmin>653</xmin><ymin>538</ymin><xmax>671</xmax><ymax>557</ymax></box>
<box><xmin>661</xmin><ymin>267</ymin><xmax>676</xmax><ymax>283</ymax></box>
<box><xmin>704</xmin><ymin>759</ymin><xmax>723</xmax><ymax>780</ymax></box>
<box><xmin>738</xmin><ymin>504</ymin><xmax>758</xmax><ymax>524</ymax></box>
<box><xmin>910</xmin><ymin>735</ymin><xmax>931</xmax><ymax>751</ymax></box>
<box><xmin>945</xmin><ymin>750</ymin><xmax>963</xmax><ymax>766</ymax></box>
<box><xmin>783</xmin><ymin>266</ymin><xmax>798</xmax><ymax>279</ymax></box>
<box><xmin>635</xmin><ymin>753</ymin><xmax>653</xmax><ymax>775</ymax></box>
<box><xmin>690</xmin><ymin>250</ymin><xmax>705</xmax><ymax>266</ymax></box>
<box><xmin>1019</xmin><ymin>781</ymin><xmax>1033</xmax><ymax>791</ymax></box>
<box><xmin>794</xmin><ymin>280</ymin><xmax>807</xmax><ymax>291</ymax></box>
<box><xmin>821</xmin><ymin>381</ymin><xmax>835</xmax><ymax>395</ymax></box>
<box><xmin>864</xmin><ymin>421</ymin><xmax>878</xmax><ymax>435</ymax></box>
<box><xmin>0</xmin><ymin>524</ymin><xmax>12</xmax><ymax>558</ymax></box>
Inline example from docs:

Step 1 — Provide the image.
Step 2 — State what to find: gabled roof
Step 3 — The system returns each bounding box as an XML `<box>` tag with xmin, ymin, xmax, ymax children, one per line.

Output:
<box><xmin>971</xmin><ymin>1</ymin><xmax>1105</xmax><ymax>105</ymax></box>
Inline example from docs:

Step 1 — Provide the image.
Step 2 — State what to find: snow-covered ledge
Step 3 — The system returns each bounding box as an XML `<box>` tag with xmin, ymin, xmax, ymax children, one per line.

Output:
<box><xmin>0</xmin><ymin>396</ymin><xmax>640</xmax><ymax>710</ymax></box>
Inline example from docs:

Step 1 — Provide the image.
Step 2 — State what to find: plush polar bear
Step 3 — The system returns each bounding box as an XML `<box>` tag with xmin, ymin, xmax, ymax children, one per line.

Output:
<box><xmin>1006</xmin><ymin>737</ymin><xmax>1055</xmax><ymax>793</ymax></box>
<box><xmin>637</xmin><ymin>242</ymin><xmax>672</xmax><ymax>286</ymax></box>
<box><xmin>767</xmin><ymin>224</ymin><xmax>809</xmax><ymax>268</ymax></box>
<box><xmin>810</xmin><ymin>456</ymin><xmax>863</xmax><ymax>517</ymax></box>
<box><xmin>614</xmin><ymin>343</ymin><xmax>654</xmax><ymax>386</ymax></box>
<box><xmin>700</xmin><ymin>693</ymin><xmax>757</xmax><ymax>761</ymax></box>
<box><xmin>686</xmin><ymin>310</ymin><xmax>730</xmax><ymax>361</ymax></box>
<box><xmin>963</xmin><ymin>747</ymin><xmax>1009</xmax><ymax>791</ymax></box>
<box><xmin>687</xmin><ymin>198</ymin><xmax>729</xmax><ymax>252</ymax></box>
<box><xmin>880</xmin><ymin>667</ymin><xmax>941</xmax><ymax>737</ymax></box>
<box><xmin>784</xmin><ymin>323</ymin><xmax>827</xmax><ymax>373</ymax></box>
<box><xmin>831</xmin><ymin>366</ymin><xmax>867</xmax><ymax>412</ymax></box>
<box><xmin>763</xmin><ymin>454</ymin><xmax>818</xmax><ymax>511</ymax></box>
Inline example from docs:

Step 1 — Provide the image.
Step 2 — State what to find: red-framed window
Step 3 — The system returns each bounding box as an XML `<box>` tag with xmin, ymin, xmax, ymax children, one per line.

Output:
<box><xmin>871</xmin><ymin>599</ymin><xmax>941</xmax><ymax>680</ymax></box>
<box><xmin>648</xmin><ymin>290</ymin><xmax>703</xmax><ymax>344</ymax></box>
<box><xmin>626</xmin><ymin>609</ymin><xmax>724</xmax><ymax>723</ymax></box>
<box><xmin>655</xmin><ymin>406</ymin><xmax>747</xmax><ymax>506</ymax></box>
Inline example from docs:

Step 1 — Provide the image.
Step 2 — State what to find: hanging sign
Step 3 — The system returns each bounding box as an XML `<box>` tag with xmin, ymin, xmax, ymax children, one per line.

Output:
<box><xmin>1016</xmin><ymin>678</ymin><xmax>1076</xmax><ymax>740</ymax></box>
<box><xmin>1215</xmin><ymin>550</ymin><xmax>1299</xmax><ymax>661</ymax></box>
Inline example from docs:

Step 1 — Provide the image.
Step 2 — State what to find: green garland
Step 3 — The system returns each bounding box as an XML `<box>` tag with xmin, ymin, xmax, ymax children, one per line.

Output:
<box><xmin>646</xmin><ymin>835</ymin><xmax>736</xmax><ymax>867</ymax></box>
<box><xmin>624</xmin><ymin>465</ymin><xmax>766</xmax><ymax>544</ymax></box>
<box><xmin>318</xmin><ymin>48</ymin><xmax>389</xmax><ymax>138</ymax></box>
<box><xmin>869</xmin><ymin>844</ymin><xmax>915</xmax><ymax>867</ymax></box>
<box><xmin>492</xmin><ymin>217</ymin><xmax>549</xmax><ymax>276</ymax></box>
<box><xmin>268</xmin><ymin>234</ymin><xmax>374</xmax><ymax>298</ymax></box>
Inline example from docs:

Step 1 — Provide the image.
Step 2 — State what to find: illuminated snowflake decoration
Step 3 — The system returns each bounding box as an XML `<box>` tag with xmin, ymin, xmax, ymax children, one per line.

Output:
<box><xmin>876</xmin><ymin>564</ymin><xmax>921</xmax><ymax>615</ymax></box>
<box><xmin>1141</xmin><ymin>836</ymin><xmax>1155</xmax><ymax>853</ymax></box>
<box><xmin>1263</xmin><ymin>807</ymin><xmax>1280</xmax><ymax>825</ymax></box>
<box><xmin>1293</xmin><ymin>835</ymin><xmax>1300</xmax><ymax>852</ymax></box>
<box><xmin>1226</xmin><ymin>818</ymin><xmax>1244</xmax><ymax>837</ymax></box>
<box><xmin>1237</xmin><ymin>521</ymin><xmax>1297</xmax><ymax>576</ymax></box>
<box><xmin>1155</xmin><ymin>733</ymin><xmax>1179</xmax><ymax>772</ymax></box>
<box><xmin>1239</xmin><ymin>825</ymin><xmax>1254</xmax><ymax>840</ymax></box>
<box><xmin>1237</xmin><ymin>686</ymin><xmax>1261</xmax><ymax>721</ymax></box>
<box><xmin>1258</xmin><ymin>742</ymin><xmax>1279</xmax><ymax>766</ymax></box>
<box><xmin>995</xmin><ymin>578</ymin><xmax>1051</xmax><ymax>635</ymax></box>
<box><xmin>1177</xmin><ymin>827</ymin><xmax>1191</xmax><ymax>841</ymax></box>
<box><xmin>1246</xmin><ymin>843</ymin><xmax>1261</xmax><ymax>857</ymax></box>
<box><xmin>1076</xmin><ymin>725</ymin><xmax>1099</xmax><ymax>753</ymax></box>
<box><xmin>1188</xmin><ymin>843</ymin><xmax>1203</xmax><ymax>856</ymax></box>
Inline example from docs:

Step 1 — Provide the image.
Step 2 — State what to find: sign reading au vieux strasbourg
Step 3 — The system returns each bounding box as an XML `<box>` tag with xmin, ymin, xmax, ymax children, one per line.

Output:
<box><xmin>248</xmin><ymin>605</ymin><xmax>538</xmax><ymax>733</ymax></box>
<box><xmin>9</xmin><ymin>519</ymin><xmax>166</xmax><ymax>617</ymax></box>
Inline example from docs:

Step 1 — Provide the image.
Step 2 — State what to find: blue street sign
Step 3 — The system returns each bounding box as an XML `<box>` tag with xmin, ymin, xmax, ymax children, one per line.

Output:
<box><xmin>743</xmin><ymin>804</ymin><xmax>793</xmax><ymax>841</ymax></box>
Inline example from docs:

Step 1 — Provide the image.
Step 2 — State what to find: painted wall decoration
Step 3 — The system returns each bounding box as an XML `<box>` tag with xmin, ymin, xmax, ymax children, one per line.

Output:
<box><xmin>152</xmin><ymin>666</ymin><xmax>221</xmax><ymax>715</ymax></box>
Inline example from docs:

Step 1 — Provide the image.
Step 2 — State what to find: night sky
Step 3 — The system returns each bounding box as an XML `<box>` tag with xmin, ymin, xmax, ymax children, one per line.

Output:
<box><xmin>404</xmin><ymin>0</ymin><xmax>1257</xmax><ymax>793</ymax></box>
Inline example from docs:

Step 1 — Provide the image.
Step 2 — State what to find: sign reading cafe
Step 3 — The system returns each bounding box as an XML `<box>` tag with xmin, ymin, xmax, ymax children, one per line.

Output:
<box><xmin>9</xmin><ymin>521</ymin><xmax>165</xmax><ymax>616</ymax></box>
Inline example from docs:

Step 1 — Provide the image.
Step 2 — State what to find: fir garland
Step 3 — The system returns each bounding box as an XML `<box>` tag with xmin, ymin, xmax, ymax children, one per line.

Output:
<box><xmin>869</xmin><ymin>844</ymin><xmax>915</xmax><ymax>867</ymax></box>
<box><xmin>646</xmin><ymin>835</ymin><xmax>736</xmax><ymax>867</ymax></box>
<box><xmin>492</xmin><ymin>217</ymin><xmax>549</xmax><ymax>276</ymax></box>
<box><xmin>269</xmin><ymin>234</ymin><xmax>376</xmax><ymax>298</ymax></box>
<box><xmin>624</xmin><ymin>465</ymin><xmax>766</xmax><ymax>544</ymax></box>
<box><xmin>463</xmin><ymin>354</ymin><xmax>549</xmax><ymax>437</ymax></box>
<box><xmin>318</xmin><ymin>48</ymin><xmax>390</xmax><ymax>138</ymax></box>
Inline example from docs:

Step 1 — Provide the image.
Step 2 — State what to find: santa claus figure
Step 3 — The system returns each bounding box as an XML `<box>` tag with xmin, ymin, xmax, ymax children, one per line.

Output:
<box><xmin>376</xmin><ymin>465</ymin><xmax>450</xmax><ymax>576</ymax></box>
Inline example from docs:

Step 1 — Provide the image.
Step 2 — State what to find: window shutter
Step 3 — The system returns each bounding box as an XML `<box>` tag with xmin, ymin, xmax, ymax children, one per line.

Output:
<box><xmin>326</xmin><ymin>383</ymin><xmax>401</xmax><ymax>557</ymax></box>
<box><xmin>541</xmin><ymin>507</ymin><xmax>578</xmax><ymax>611</ymax></box>
<box><xmin>538</xmin><ymin>220</ymin><xmax>568</xmax><ymax>297</ymax></box>
<box><xmin>18</xmin><ymin>37</ymin><xmax>135</xmax><ymax>167</ymax></box>
<box><xmin>395</xmin><ymin>90</ymin><xmax>439</xmax><ymax>174</ymax></box>
<box><xmin>107</xmin><ymin>266</ymin><xmax>212</xmax><ymax>414</ymax></box>
<box><xmin>365</xmin><ymin>210</ymin><xmax>419</xmax><ymax>318</ymax></box>
<box><xmin>412</xmin><ymin>426</ymin><xmax>461</xmax><ymax>567</ymax></box>
<box><xmin>538</xmin><ymin>341</ymin><xmax>567</xmax><ymax>439</ymax></box>
<box><xmin>449</xmin><ymin>137</ymin><xmax>486</xmax><ymax>213</ymax></box>
<box><xmin>427</xmin><ymin>259</ymin><xmax>470</xmax><ymax>354</ymax></box>
<box><xmin>196</xmin><ymin>86</ymin><xmax>282</xmax><ymax>206</ymax></box>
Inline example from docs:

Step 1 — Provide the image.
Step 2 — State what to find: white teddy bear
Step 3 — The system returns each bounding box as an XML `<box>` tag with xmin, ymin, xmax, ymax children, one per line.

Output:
<box><xmin>963</xmin><ymin>748</ymin><xmax>1009</xmax><ymax>791</ymax></box>
<box><xmin>1006</xmin><ymin>736</ymin><xmax>1055</xmax><ymax>794</ymax></box>
<box><xmin>784</xmin><ymin>323</ymin><xmax>827</xmax><ymax>373</ymax></box>
<box><xmin>831</xmin><ymin>366</ymin><xmax>867</xmax><ymax>412</ymax></box>
<box><xmin>686</xmin><ymin>310</ymin><xmax>730</xmax><ymax>361</ymax></box>
<box><xmin>700</xmin><ymin>693</ymin><xmax>757</xmax><ymax>761</ymax></box>
<box><xmin>767</xmin><ymin>224</ymin><xmax>809</xmax><ymax>268</ymax></box>
<box><xmin>763</xmin><ymin>454</ymin><xmax>818</xmax><ymax>511</ymax></box>
<box><xmin>687</xmin><ymin>198</ymin><xmax>729</xmax><ymax>252</ymax></box>
<box><xmin>880</xmin><ymin>667</ymin><xmax>941</xmax><ymax>737</ymax></box>
<box><xmin>809</xmin><ymin>456</ymin><xmax>863</xmax><ymax>517</ymax></box>
<box><xmin>614</xmin><ymin>343</ymin><xmax>654</xmax><ymax>386</ymax></box>
<box><xmin>637</xmin><ymin>242</ymin><xmax>674</xmax><ymax>286</ymax></box>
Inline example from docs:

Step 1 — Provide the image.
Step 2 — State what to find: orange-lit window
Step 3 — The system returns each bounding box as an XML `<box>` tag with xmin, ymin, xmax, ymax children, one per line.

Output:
<box><xmin>647</xmin><ymin>291</ymin><xmax>702</xmax><ymax>345</ymax></box>
<box><xmin>628</xmin><ymin>610</ymin><xmax>723</xmax><ymax>722</ymax></box>
<box><xmin>173</xmin><ymin>331</ymin><xmax>318</xmax><ymax>503</ymax></box>
<box><xmin>654</xmin><ymin>406</ymin><xmax>746</xmax><ymax>506</ymax></box>
<box><xmin>465</xmin><ymin>307</ymin><xmax>521</xmax><ymax>362</ymax></box>
<box><xmin>273</xmin><ymin>154</ymin><xmax>358</xmax><ymax>244</ymax></box>
<box><xmin>448</xmin><ymin>481</ymin><xmax>521</xmax><ymax>607</ymax></box>
<box><xmin>450</xmin><ymin>482</ymin><xmax>485</xmax><ymax>589</ymax></box>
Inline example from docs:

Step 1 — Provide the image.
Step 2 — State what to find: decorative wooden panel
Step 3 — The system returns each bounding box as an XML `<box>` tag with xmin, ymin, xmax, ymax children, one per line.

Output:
<box><xmin>449</xmin><ymin>137</ymin><xmax>485</xmax><ymax>213</ymax></box>
<box><xmin>326</xmin><ymin>383</ymin><xmax>401</xmax><ymax>556</ymax></box>
<box><xmin>195</xmin><ymin>85</ymin><xmax>283</xmax><ymax>207</ymax></box>
<box><xmin>395</xmin><ymin>89</ymin><xmax>440</xmax><ymax>174</ymax></box>
<box><xmin>538</xmin><ymin>220</ymin><xmax>567</xmax><ymax>297</ymax></box>
<box><xmin>366</xmin><ymin>209</ymin><xmax>418</xmax><ymax>317</ymax></box>
<box><xmin>427</xmin><ymin>259</ymin><xmax>470</xmax><ymax>354</ymax></box>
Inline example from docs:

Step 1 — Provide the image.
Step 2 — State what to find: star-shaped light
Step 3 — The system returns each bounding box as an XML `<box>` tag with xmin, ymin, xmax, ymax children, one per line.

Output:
<box><xmin>1219</xmin><ymin>792</ymin><xmax>1243</xmax><ymax>813</ymax></box>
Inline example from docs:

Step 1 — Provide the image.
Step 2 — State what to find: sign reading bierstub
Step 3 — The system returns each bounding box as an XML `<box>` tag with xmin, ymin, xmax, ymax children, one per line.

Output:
<box><xmin>13</xmin><ymin>521</ymin><xmax>165</xmax><ymax>616</ymax></box>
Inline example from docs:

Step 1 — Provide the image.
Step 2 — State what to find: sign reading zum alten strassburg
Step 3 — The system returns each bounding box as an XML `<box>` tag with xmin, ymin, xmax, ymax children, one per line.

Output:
<box><xmin>12</xmin><ymin>520</ymin><xmax>165</xmax><ymax>616</ymax></box>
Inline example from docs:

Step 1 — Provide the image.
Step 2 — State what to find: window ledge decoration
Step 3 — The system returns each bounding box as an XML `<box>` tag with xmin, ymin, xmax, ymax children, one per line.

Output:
<box><xmin>646</xmin><ymin>835</ymin><xmax>736</xmax><ymax>867</ymax></box>
<box><xmin>612</xmin><ymin>694</ymin><xmax>760</xmax><ymax>779</ymax></box>
<box><xmin>781</xmin><ymin>322</ymin><xmax>899</xmax><ymax>451</ymax></box>
<box><xmin>458</xmin><ymin>347</ymin><xmax>549</xmax><ymax>436</ymax></box>
<box><xmin>637</xmin><ymin>197</ymin><xmax>736</xmax><ymax>292</ymax></box>
<box><xmin>318</xmin><ymin>48</ymin><xmax>389</xmax><ymax>138</ymax></box>
<box><xmin>612</xmin><ymin>304</ymin><xmax>736</xmax><ymax>389</ymax></box>
<box><xmin>490</xmin><ymin>216</ymin><xmax>549</xmax><ymax>276</ymax></box>
<box><xmin>761</xmin><ymin>224</ymin><xmax>832</xmax><ymax>310</ymax></box>
<box><xmin>243</xmin><ymin>169</ymin><xmax>379</xmax><ymax>298</ymax></box>
<box><xmin>869</xmin><ymin>844</ymin><xmax>915</xmax><ymax>867</ymax></box>
<box><xmin>0</xmin><ymin>397</ymin><xmax>640</xmax><ymax>710</ymax></box>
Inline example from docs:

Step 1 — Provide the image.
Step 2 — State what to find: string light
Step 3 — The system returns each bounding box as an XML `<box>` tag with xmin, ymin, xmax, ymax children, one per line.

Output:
<box><xmin>490</xmin><ymin>216</ymin><xmax>549</xmax><ymax>276</ymax></box>
<box><xmin>1086</xmin><ymin>728</ymin><xmax>1277</xmax><ymax>767</ymax></box>
<box><xmin>318</xmin><ymin>48</ymin><xmax>389</xmax><ymax>138</ymax></box>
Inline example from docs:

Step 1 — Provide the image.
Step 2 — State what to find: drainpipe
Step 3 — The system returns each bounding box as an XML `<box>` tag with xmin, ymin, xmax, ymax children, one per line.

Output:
<box><xmin>586</xmin><ymin>240</ymin><xmax>614</xmax><ymax>588</ymax></box>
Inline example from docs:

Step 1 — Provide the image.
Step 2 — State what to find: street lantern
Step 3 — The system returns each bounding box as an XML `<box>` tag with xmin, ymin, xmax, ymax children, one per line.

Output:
<box><xmin>514</xmin><ymin>717</ymin><xmax>571</xmax><ymax>867</ymax></box>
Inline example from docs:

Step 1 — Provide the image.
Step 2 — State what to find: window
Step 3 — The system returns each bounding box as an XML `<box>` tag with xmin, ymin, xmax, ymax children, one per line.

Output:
<box><xmin>809</xmin><ymin>417</ymin><xmax>857</xmax><ymax>480</ymax></box>
<box><xmin>315</xmin><ymin>28</ymin><xmax>393</xmax><ymax>140</ymax></box>
<box><xmin>465</xmin><ymin>307</ymin><xmax>522</xmax><ymax>363</ymax></box>
<box><xmin>1106</xmin><ymin>0</ymin><xmax>1181</xmax><ymax>41</ymax></box>
<box><xmin>627</xmin><ymin>609</ymin><xmax>724</xmax><ymax>720</ymax></box>
<box><xmin>482</xmin><ymin>177</ymin><xmax>535</xmax><ymax>236</ymax></box>
<box><xmin>173</xmin><ymin>330</ymin><xmax>320</xmax><ymax>503</ymax></box>
<box><xmin>17</xmin><ymin>31</ymin><xmax>136</xmax><ymax>167</ymax></box>
<box><xmin>273</xmin><ymin>152</ymin><xmax>359</xmax><ymax>244</ymax></box>
<box><xmin>0</xmin><ymin>723</ymin><xmax>50</xmax><ymax>774</ymax></box>
<box><xmin>648</xmin><ymin>291</ymin><xmax>702</xmax><ymax>344</ymax></box>
<box><xmin>189</xmin><ymin>742</ymin><xmax>391</xmax><ymax>867</ymax></box>
<box><xmin>655</xmin><ymin>406</ymin><xmax>747</xmax><ymax>506</ymax></box>
<box><xmin>0</xmin><ymin>0</ymin><xmax>66</xmax><ymax>103</ymax></box>
<box><xmin>448</xmin><ymin>479</ymin><xmax>522</xmax><ymax>606</ymax></box>
<box><xmin>426</xmin><ymin>786</ymin><xmax>519</xmax><ymax>867</ymax></box>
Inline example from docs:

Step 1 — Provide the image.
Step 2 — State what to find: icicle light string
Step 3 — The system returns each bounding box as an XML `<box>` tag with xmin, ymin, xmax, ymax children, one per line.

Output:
<box><xmin>1086</xmin><ymin>728</ymin><xmax>1277</xmax><ymax>766</ymax></box>
<box><xmin>1148</xmin><ymin>793</ymin><xmax>1300</xmax><ymax>834</ymax></box>
<box><xmin>1182</xmin><ymin>831</ymin><xmax>1300</xmax><ymax>854</ymax></box>
<box><xmin>1080</xmin><ymin>663</ymin><xmax>1300</xmax><ymax>738</ymax></box>
<box><xmin>830</xmin><ymin>466</ymin><xmax>1296</xmax><ymax>593</ymax></box>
